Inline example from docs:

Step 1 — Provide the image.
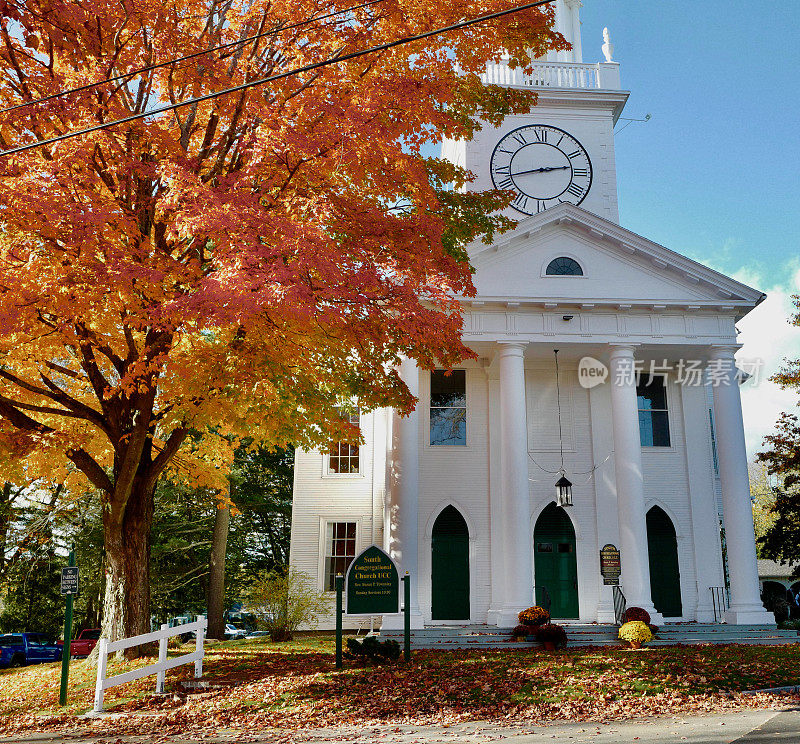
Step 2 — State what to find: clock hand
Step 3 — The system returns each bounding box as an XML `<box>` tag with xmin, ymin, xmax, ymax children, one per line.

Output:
<box><xmin>511</xmin><ymin>165</ymin><xmax>571</xmax><ymax>176</ymax></box>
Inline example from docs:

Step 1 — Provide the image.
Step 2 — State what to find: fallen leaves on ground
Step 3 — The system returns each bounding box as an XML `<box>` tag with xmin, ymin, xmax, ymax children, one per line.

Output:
<box><xmin>0</xmin><ymin>637</ymin><xmax>798</xmax><ymax>742</ymax></box>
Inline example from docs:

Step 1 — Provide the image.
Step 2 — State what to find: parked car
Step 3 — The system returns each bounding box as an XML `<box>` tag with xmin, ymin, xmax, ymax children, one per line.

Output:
<box><xmin>57</xmin><ymin>628</ymin><xmax>101</xmax><ymax>658</ymax></box>
<box><xmin>224</xmin><ymin>624</ymin><xmax>248</xmax><ymax>640</ymax></box>
<box><xmin>244</xmin><ymin>630</ymin><xmax>271</xmax><ymax>639</ymax></box>
<box><xmin>0</xmin><ymin>633</ymin><xmax>62</xmax><ymax>667</ymax></box>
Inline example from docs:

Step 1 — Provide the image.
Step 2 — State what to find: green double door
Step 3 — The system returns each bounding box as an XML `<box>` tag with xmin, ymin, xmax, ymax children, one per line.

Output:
<box><xmin>534</xmin><ymin>503</ymin><xmax>579</xmax><ymax>619</ymax></box>
<box><xmin>647</xmin><ymin>506</ymin><xmax>683</xmax><ymax>617</ymax></box>
<box><xmin>431</xmin><ymin>506</ymin><xmax>470</xmax><ymax>620</ymax></box>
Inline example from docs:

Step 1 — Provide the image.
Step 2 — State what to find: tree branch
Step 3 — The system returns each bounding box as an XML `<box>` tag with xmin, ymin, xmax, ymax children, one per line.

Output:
<box><xmin>66</xmin><ymin>447</ymin><xmax>113</xmax><ymax>494</ymax></box>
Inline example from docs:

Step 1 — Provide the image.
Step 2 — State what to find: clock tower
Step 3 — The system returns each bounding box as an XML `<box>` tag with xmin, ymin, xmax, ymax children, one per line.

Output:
<box><xmin>443</xmin><ymin>0</ymin><xmax>627</xmax><ymax>223</ymax></box>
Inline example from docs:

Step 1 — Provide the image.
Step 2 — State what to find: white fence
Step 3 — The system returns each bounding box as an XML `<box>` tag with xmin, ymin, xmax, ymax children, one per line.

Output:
<box><xmin>93</xmin><ymin>616</ymin><xmax>206</xmax><ymax>713</ymax></box>
<box><xmin>482</xmin><ymin>60</ymin><xmax>621</xmax><ymax>91</ymax></box>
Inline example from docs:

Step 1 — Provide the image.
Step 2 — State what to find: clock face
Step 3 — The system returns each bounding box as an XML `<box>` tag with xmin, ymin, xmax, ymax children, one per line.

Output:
<box><xmin>490</xmin><ymin>125</ymin><xmax>593</xmax><ymax>216</ymax></box>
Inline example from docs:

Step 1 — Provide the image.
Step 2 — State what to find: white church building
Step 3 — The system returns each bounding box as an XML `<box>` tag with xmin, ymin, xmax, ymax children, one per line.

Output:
<box><xmin>289</xmin><ymin>0</ymin><xmax>774</xmax><ymax>630</ymax></box>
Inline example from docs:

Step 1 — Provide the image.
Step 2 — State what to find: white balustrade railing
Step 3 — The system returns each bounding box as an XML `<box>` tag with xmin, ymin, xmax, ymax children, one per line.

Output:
<box><xmin>93</xmin><ymin>615</ymin><xmax>206</xmax><ymax>713</ymax></box>
<box><xmin>482</xmin><ymin>60</ymin><xmax>620</xmax><ymax>90</ymax></box>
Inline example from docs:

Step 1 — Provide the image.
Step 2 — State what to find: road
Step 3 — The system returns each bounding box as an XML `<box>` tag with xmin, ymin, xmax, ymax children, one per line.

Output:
<box><xmin>2</xmin><ymin>708</ymin><xmax>799</xmax><ymax>744</ymax></box>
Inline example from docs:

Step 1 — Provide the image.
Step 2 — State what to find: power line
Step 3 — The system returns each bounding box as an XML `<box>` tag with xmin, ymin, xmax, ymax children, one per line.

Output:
<box><xmin>0</xmin><ymin>0</ymin><xmax>555</xmax><ymax>158</ymax></box>
<box><xmin>0</xmin><ymin>0</ymin><xmax>385</xmax><ymax>116</ymax></box>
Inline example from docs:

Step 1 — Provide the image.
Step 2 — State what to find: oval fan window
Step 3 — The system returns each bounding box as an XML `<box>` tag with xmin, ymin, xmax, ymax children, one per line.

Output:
<box><xmin>546</xmin><ymin>257</ymin><xmax>584</xmax><ymax>276</ymax></box>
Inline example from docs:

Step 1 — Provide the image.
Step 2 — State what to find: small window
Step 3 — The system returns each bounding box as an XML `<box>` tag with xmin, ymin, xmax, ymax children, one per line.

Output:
<box><xmin>557</xmin><ymin>543</ymin><xmax>573</xmax><ymax>553</ymax></box>
<box><xmin>637</xmin><ymin>375</ymin><xmax>671</xmax><ymax>447</ymax></box>
<box><xmin>324</xmin><ymin>522</ymin><xmax>357</xmax><ymax>591</ymax></box>
<box><xmin>537</xmin><ymin>543</ymin><xmax>554</xmax><ymax>553</ymax></box>
<box><xmin>430</xmin><ymin>370</ymin><xmax>466</xmax><ymax>446</ymax></box>
<box><xmin>546</xmin><ymin>257</ymin><xmax>583</xmax><ymax>276</ymax></box>
<box><xmin>328</xmin><ymin>410</ymin><xmax>360</xmax><ymax>473</ymax></box>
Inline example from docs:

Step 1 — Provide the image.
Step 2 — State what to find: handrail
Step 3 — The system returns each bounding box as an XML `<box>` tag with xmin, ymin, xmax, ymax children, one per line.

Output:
<box><xmin>93</xmin><ymin>615</ymin><xmax>206</xmax><ymax>713</ymax></box>
<box><xmin>534</xmin><ymin>585</ymin><xmax>552</xmax><ymax>613</ymax></box>
<box><xmin>612</xmin><ymin>586</ymin><xmax>626</xmax><ymax>625</ymax></box>
<box><xmin>709</xmin><ymin>586</ymin><xmax>730</xmax><ymax>623</ymax></box>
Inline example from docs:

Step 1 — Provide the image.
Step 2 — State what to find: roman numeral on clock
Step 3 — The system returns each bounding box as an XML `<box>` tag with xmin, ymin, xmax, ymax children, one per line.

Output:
<box><xmin>513</xmin><ymin>193</ymin><xmax>529</xmax><ymax>211</ymax></box>
<box><xmin>537</xmin><ymin>200</ymin><xmax>549</xmax><ymax>213</ymax></box>
<box><xmin>572</xmin><ymin>168</ymin><xmax>589</xmax><ymax>178</ymax></box>
<box><xmin>567</xmin><ymin>150</ymin><xmax>581</xmax><ymax>160</ymax></box>
<box><xmin>493</xmin><ymin>165</ymin><xmax>511</xmax><ymax>175</ymax></box>
<box><xmin>497</xmin><ymin>176</ymin><xmax>514</xmax><ymax>189</ymax></box>
<box><xmin>534</xmin><ymin>129</ymin><xmax>548</xmax><ymax>142</ymax></box>
<box><xmin>566</xmin><ymin>182</ymin><xmax>585</xmax><ymax>198</ymax></box>
<box><xmin>512</xmin><ymin>132</ymin><xmax>527</xmax><ymax>145</ymax></box>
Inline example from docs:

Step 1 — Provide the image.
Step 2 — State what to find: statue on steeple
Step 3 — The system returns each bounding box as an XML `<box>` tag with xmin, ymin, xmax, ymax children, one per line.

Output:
<box><xmin>602</xmin><ymin>27</ymin><xmax>614</xmax><ymax>63</ymax></box>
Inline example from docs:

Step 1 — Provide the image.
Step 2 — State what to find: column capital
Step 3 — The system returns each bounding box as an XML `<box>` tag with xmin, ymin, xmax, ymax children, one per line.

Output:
<box><xmin>607</xmin><ymin>342</ymin><xmax>640</xmax><ymax>360</ymax></box>
<box><xmin>496</xmin><ymin>341</ymin><xmax>528</xmax><ymax>358</ymax></box>
<box><xmin>708</xmin><ymin>344</ymin><xmax>743</xmax><ymax>361</ymax></box>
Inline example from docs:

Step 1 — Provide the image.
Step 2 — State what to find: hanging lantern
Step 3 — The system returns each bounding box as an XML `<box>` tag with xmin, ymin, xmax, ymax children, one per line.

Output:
<box><xmin>553</xmin><ymin>349</ymin><xmax>573</xmax><ymax>507</ymax></box>
<box><xmin>555</xmin><ymin>473</ymin><xmax>573</xmax><ymax>507</ymax></box>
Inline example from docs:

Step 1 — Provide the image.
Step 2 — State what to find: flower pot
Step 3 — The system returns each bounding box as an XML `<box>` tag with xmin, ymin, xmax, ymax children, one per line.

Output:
<box><xmin>543</xmin><ymin>641</ymin><xmax>556</xmax><ymax>651</ymax></box>
<box><xmin>629</xmin><ymin>640</ymin><xmax>642</xmax><ymax>649</ymax></box>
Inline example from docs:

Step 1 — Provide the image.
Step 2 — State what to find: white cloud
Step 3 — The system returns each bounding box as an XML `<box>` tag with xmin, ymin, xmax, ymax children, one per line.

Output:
<box><xmin>728</xmin><ymin>262</ymin><xmax>800</xmax><ymax>458</ymax></box>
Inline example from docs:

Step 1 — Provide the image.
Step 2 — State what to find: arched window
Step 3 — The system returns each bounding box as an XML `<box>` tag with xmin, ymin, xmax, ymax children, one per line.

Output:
<box><xmin>546</xmin><ymin>257</ymin><xmax>583</xmax><ymax>276</ymax></box>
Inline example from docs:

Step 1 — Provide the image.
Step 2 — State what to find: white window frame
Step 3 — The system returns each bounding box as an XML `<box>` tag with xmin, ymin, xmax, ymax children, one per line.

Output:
<box><xmin>323</xmin><ymin>409</ymin><xmax>363</xmax><ymax>477</ymax></box>
<box><xmin>426</xmin><ymin>369</ymin><xmax>471</xmax><ymax>449</ymax></box>
<box><xmin>637</xmin><ymin>373</ymin><xmax>673</xmax><ymax>449</ymax></box>
<box><xmin>318</xmin><ymin>518</ymin><xmax>361</xmax><ymax>592</ymax></box>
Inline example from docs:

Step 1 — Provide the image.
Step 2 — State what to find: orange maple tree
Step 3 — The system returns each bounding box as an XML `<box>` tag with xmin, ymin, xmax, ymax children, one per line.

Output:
<box><xmin>0</xmin><ymin>0</ymin><xmax>563</xmax><ymax>642</ymax></box>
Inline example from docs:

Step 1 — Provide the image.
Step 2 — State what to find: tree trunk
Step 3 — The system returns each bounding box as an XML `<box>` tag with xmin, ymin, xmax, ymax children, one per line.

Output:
<box><xmin>207</xmin><ymin>504</ymin><xmax>231</xmax><ymax>639</ymax></box>
<box><xmin>100</xmin><ymin>479</ymin><xmax>155</xmax><ymax>658</ymax></box>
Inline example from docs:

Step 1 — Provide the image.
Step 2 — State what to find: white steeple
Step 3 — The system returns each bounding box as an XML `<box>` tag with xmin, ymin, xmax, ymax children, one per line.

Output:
<box><xmin>553</xmin><ymin>0</ymin><xmax>583</xmax><ymax>63</ymax></box>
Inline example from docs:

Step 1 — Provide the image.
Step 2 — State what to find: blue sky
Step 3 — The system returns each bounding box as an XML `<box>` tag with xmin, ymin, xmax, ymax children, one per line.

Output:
<box><xmin>580</xmin><ymin>0</ymin><xmax>799</xmax><ymax>274</ymax></box>
<box><xmin>579</xmin><ymin>0</ymin><xmax>800</xmax><ymax>457</ymax></box>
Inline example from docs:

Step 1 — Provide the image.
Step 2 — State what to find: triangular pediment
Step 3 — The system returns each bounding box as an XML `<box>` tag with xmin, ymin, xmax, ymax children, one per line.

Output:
<box><xmin>467</xmin><ymin>203</ymin><xmax>763</xmax><ymax>311</ymax></box>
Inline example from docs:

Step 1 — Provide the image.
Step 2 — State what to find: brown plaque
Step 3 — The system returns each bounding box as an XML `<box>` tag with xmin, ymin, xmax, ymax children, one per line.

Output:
<box><xmin>600</xmin><ymin>544</ymin><xmax>621</xmax><ymax>586</ymax></box>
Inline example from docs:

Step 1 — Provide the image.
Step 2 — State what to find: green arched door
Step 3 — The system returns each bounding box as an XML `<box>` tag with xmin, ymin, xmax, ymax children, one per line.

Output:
<box><xmin>431</xmin><ymin>506</ymin><xmax>470</xmax><ymax>620</ymax></box>
<box><xmin>647</xmin><ymin>506</ymin><xmax>683</xmax><ymax>617</ymax></box>
<box><xmin>534</xmin><ymin>503</ymin><xmax>578</xmax><ymax>619</ymax></box>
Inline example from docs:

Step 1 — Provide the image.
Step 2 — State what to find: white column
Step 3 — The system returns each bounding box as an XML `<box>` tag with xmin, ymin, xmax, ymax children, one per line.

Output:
<box><xmin>709</xmin><ymin>346</ymin><xmax>774</xmax><ymax>625</ymax></box>
<box><xmin>608</xmin><ymin>344</ymin><xmax>662</xmax><ymax>623</ymax></box>
<box><xmin>384</xmin><ymin>357</ymin><xmax>424</xmax><ymax>629</ymax></box>
<box><xmin>496</xmin><ymin>342</ymin><xmax>533</xmax><ymax>626</ymax></box>
<box><xmin>589</xmin><ymin>380</ymin><xmax>621</xmax><ymax>624</ymax></box>
<box><xmin>680</xmin><ymin>382</ymin><xmax>726</xmax><ymax>622</ymax></box>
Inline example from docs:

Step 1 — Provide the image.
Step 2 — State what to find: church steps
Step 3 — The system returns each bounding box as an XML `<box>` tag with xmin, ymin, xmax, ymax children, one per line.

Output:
<box><xmin>379</xmin><ymin>624</ymin><xmax>798</xmax><ymax>649</ymax></box>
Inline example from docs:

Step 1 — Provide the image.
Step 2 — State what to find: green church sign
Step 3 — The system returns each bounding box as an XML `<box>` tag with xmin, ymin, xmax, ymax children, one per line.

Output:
<box><xmin>346</xmin><ymin>545</ymin><xmax>399</xmax><ymax>615</ymax></box>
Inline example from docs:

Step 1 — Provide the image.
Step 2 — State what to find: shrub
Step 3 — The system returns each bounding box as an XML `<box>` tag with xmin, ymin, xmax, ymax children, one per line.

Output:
<box><xmin>518</xmin><ymin>606</ymin><xmax>550</xmax><ymax>627</ymax></box>
<box><xmin>618</xmin><ymin>620</ymin><xmax>653</xmax><ymax>646</ymax></box>
<box><xmin>534</xmin><ymin>623</ymin><xmax>567</xmax><ymax>649</ymax></box>
<box><xmin>511</xmin><ymin>624</ymin><xmax>535</xmax><ymax>639</ymax></box>
<box><xmin>762</xmin><ymin>594</ymin><xmax>790</xmax><ymax>623</ymax></box>
<box><xmin>648</xmin><ymin>623</ymin><xmax>659</xmax><ymax>636</ymax></box>
<box><xmin>247</xmin><ymin>568</ymin><xmax>330</xmax><ymax>642</ymax></box>
<box><xmin>622</xmin><ymin>606</ymin><xmax>651</xmax><ymax>624</ymax></box>
<box><xmin>346</xmin><ymin>636</ymin><xmax>401</xmax><ymax>662</ymax></box>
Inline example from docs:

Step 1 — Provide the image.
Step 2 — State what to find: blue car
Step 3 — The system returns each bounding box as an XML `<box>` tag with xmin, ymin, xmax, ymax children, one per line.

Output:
<box><xmin>0</xmin><ymin>633</ymin><xmax>63</xmax><ymax>667</ymax></box>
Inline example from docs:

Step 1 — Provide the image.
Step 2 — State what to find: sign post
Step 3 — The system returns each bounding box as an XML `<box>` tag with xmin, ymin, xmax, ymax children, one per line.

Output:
<box><xmin>335</xmin><ymin>574</ymin><xmax>343</xmax><ymax>670</ymax></box>
<box><xmin>401</xmin><ymin>572</ymin><xmax>410</xmax><ymax>663</ymax></box>
<box><xmin>599</xmin><ymin>544</ymin><xmax>621</xmax><ymax>586</ymax></box>
<box><xmin>59</xmin><ymin>548</ymin><xmax>78</xmax><ymax>706</ymax></box>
